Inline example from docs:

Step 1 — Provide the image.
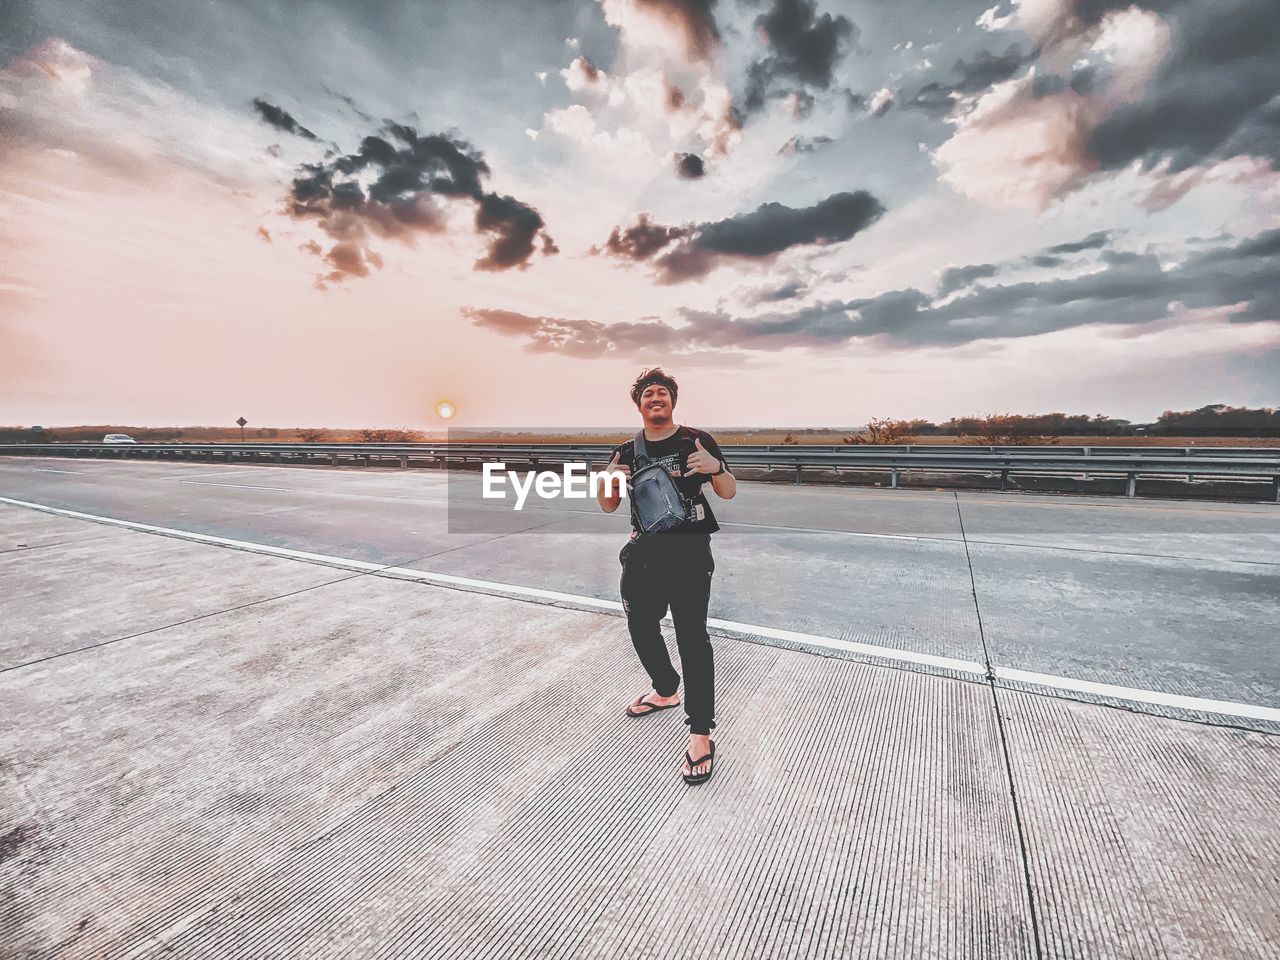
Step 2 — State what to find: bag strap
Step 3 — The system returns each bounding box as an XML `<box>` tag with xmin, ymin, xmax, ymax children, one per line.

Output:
<box><xmin>632</xmin><ymin>430</ymin><xmax>649</xmax><ymax>468</ymax></box>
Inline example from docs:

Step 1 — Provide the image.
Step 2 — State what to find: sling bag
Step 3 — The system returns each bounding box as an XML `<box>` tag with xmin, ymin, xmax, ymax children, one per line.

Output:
<box><xmin>629</xmin><ymin>430</ymin><xmax>694</xmax><ymax>535</ymax></box>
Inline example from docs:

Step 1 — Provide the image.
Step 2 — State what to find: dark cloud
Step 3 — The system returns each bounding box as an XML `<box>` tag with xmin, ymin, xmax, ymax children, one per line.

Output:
<box><xmin>840</xmin><ymin>228</ymin><xmax>1280</xmax><ymax>346</ymax></box>
<box><xmin>937</xmin><ymin>263</ymin><xmax>998</xmax><ymax>296</ymax></box>
<box><xmin>1045</xmin><ymin>230</ymin><xmax>1113</xmax><ymax>254</ymax></box>
<box><xmin>951</xmin><ymin>44</ymin><xmax>1035</xmax><ymax>94</ymax></box>
<box><xmin>322</xmin><ymin>85</ymin><xmax>374</xmax><ymax>123</ymax></box>
<box><xmin>281</xmin><ymin>118</ymin><xmax>555</xmax><ymax>284</ymax></box>
<box><xmin>778</xmin><ymin>134</ymin><xmax>834</xmax><ymax>155</ymax></box>
<box><xmin>745</xmin><ymin>0</ymin><xmax>857</xmax><ymax>114</ymax></box>
<box><xmin>474</xmin><ymin>192</ymin><xmax>555</xmax><ymax>271</ymax></box>
<box><xmin>900</xmin><ymin>82</ymin><xmax>953</xmax><ymax>116</ymax></box>
<box><xmin>479</xmin><ymin>230</ymin><xmax>1280</xmax><ymax>355</ymax></box>
<box><xmin>1089</xmin><ymin>0</ymin><xmax>1280</xmax><ymax>173</ymax></box>
<box><xmin>463</xmin><ymin>307</ymin><xmax>683</xmax><ymax>359</ymax></box>
<box><xmin>675</xmin><ymin>152</ymin><xmax>705</xmax><ymax>179</ymax></box>
<box><xmin>595</xmin><ymin>214</ymin><xmax>692</xmax><ymax>261</ymax></box>
<box><xmin>598</xmin><ymin>191</ymin><xmax>885</xmax><ymax>283</ymax></box>
<box><xmin>695</xmin><ymin>192</ymin><xmax>883</xmax><ymax>256</ymax></box>
<box><xmin>1029</xmin><ymin>254</ymin><xmax>1065</xmax><ymax>268</ymax></box>
<box><xmin>252</xmin><ymin>98</ymin><xmax>318</xmax><ymax>141</ymax></box>
<box><xmin>901</xmin><ymin>43</ymin><xmax>1034</xmax><ymax>116</ymax></box>
<box><xmin>751</xmin><ymin>279</ymin><xmax>809</xmax><ymax>302</ymax></box>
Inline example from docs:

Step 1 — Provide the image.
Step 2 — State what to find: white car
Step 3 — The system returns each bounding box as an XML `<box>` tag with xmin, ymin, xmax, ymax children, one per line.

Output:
<box><xmin>102</xmin><ymin>434</ymin><xmax>137</xmax><ymax>444</ymax></box>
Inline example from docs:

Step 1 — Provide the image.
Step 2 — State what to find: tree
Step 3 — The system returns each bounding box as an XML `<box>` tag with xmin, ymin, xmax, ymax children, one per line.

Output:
<box><xmin>296</xmin><ymin>428</ymin><xmax>330</xmax><ymax>442</ymax></box>
<box><xmin>960</xmin><ymin>413</ymin><xmax>1060</xmax><ymax>446</ymax></box>
<box><xmin>1149</xmin><ymin>404</ymin><xmax>1280</xmax><ymax>437</ymax></box>
<box><xmin>355</xmin><ymin>428</ymin><xmax>425</xmax><ymax>442</ymax></box>
<box><xmin>844</xmin><ymin>418</ymin><xmax>917</xmax><ymax>444</ymax></box>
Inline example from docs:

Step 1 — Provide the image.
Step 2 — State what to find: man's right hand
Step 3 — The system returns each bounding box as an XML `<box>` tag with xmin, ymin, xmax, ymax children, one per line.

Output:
<box><xmin>597</xmin><ymin>451</ymin><xmax>629</xmax><ymax>512</ymax></box>
<box><xmin>606</xmin><ymin>451</ymin><xmax>631</xmax><ymax>482</ymax></box>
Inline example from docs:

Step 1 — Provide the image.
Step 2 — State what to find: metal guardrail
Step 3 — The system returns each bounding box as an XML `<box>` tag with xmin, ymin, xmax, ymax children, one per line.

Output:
<box><xmin>4</xmin><ymin>442</ymin><xmax>1279</xmax><ymax>500</ymax></box>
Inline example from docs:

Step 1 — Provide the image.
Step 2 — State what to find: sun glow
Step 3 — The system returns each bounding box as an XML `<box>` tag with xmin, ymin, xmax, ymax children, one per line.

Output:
<box><xmin>436</xmin><ymin>400</ymin><xmax>456</xmax><ymax>420</ymax></box>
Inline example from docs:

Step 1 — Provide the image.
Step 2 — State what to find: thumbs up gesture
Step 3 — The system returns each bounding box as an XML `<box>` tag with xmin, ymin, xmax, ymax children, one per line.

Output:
<box><xmin>606</xmin><ymin>449</ymin><xmax>632</xmax><ymax>483</ymax></box>
<box><xmin>683</xmin><ymin>436</ymin><xmax>721</xmax><ymax>477</ymax></box>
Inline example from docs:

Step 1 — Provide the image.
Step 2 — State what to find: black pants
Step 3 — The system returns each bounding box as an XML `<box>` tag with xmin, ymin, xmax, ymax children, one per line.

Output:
<box><xmin>619</xmin><ymin>533</ymin><xmax>716</xmax><ymax>735</ymax></box>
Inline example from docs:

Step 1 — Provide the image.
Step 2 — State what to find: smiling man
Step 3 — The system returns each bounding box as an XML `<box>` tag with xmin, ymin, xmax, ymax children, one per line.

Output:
<box><xmin>597</xmin><ymin>367</ymin><xmax>736</xmax><ymax>785</ymax></box>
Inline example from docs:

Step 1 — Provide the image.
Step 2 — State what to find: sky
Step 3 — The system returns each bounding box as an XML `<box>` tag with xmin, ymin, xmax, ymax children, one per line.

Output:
<box><xmin>1</xmin><ymin>0</ymin><xmax>1278</xmax><ymax>429</ymax></box>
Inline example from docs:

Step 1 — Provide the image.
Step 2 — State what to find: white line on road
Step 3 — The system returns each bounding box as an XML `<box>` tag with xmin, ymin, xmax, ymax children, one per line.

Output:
<box><xmin>995</xmin><ymin>667</ymin><xmax>1280</xmax><ymax>723</ymax></box>
<box><xmin>30</xmin><ymin>468</ymin><xmax>84</xmax><ymax>475</ymax></box>
<box><xmin>2</xmin><ymin>494</ymin><xmax>1277</xmax><ymax>725</ymax></box>
<box><xmin>0</xmin><ymin>496</ymin><xmax>388</xmax><ymax>572</ymax></box>
<box><xmin>176</xmin><ymin>479</ymin><xmax>291</xmax><ymax>491</ymax></box>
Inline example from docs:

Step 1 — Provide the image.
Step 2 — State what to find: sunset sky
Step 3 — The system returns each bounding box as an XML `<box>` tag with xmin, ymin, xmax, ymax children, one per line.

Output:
<box><xmin>2</xmin><ymin>0</ymin><xmax>1278</xmax><ymax>429</ymax></box>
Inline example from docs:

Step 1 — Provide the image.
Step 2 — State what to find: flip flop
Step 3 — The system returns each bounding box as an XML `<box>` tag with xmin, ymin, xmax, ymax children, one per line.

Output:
<box><xmin>682</xmin><ymin>741</ymin><xmax>716</xmax><ymax>785</ymax></box>
<box><xmin>625</xmin><ymin>694</ymin><xmax>680</xmax><ymax>718</ymax></box>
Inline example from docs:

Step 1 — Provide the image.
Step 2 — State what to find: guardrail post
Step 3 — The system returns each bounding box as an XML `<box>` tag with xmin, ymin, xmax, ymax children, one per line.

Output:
<box><xmin>890</xmin><ymin>468</ymin><xmax>898</xmax><ymax>489</ymax></box>
<box><xmin>1273</xmin><ymin>476</ymin><xmax>1280</xmax><ymax>504</ymax></box>
<box><xmin>1126</xmin><ymin>472</ymin><xmax>1137</xmax><ymax>498</ymax></box>
<box><xmin>360</xmin><ymin>455</ymin><xmax>369</xmax><ymax>467</ymax></box>
<box><xmin>794</xmin><ymin>464</ymin><xmax>803</xmax><ymax>484</ymax></box>
<box><xmin>273</xmin><ymin>453</ymin><xmax>282</xmax><ymax>463</ymax></box>
<box><xmin>1000</xmin><ymin>469</ymin><xmax>1009</xmax><ymax>491</ymax></box>
<box><xmin>330</xmin><ymin>454</ymin><xmax>339</xmax><ymax>466</ymax></box>
<box><xmin>399</xmin><ymin>455</ymin><xmax>408</xmax><ymax>468</ymax></box>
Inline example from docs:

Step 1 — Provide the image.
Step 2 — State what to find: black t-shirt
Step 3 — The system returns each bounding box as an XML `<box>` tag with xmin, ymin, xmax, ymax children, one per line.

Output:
<box><xmin>612</xmin><ymin>425</ymin><xmax>728</xmax><ymax>536</ymax></box>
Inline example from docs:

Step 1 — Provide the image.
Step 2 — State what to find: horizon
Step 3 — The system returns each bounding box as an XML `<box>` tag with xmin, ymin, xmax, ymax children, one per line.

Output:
<box><xmin>12</xmin><ymin>402</ymin><xmax>1272</xmax><ymax>435</ymax></box>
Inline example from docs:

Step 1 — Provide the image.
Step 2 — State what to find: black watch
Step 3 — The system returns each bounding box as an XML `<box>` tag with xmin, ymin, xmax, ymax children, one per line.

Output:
<box><xmin>711</xmin><ymin>459</ymin><xmax>726</xmax><ymax>477</ymax></box>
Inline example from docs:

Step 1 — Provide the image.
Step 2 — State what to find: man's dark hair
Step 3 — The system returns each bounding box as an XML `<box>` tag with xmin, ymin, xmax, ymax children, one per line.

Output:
<box><xmin>630</xmin><ymin>367</ymin><xmax>679</xmax><ymax>408</ymax></box>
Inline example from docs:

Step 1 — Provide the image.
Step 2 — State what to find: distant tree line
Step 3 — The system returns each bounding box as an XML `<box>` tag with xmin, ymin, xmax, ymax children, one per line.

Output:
<box><xmin>842</xmin><ymin>405</ymin><xmax>1279</xmax><ymax>444</ymax></box>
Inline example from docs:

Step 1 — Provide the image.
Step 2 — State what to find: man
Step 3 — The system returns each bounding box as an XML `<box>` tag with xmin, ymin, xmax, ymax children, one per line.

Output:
<box><xmin>596</xmin><ymin>368</ymin><xmax>736</xmax><ymax>785</ymax></box>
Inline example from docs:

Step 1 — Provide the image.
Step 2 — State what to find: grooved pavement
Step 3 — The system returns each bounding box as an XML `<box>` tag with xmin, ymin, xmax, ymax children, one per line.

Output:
<box><xmin>1</xmin><ymin>504</ymin><xmax>1276</xmax><ymax>958</ymax></box>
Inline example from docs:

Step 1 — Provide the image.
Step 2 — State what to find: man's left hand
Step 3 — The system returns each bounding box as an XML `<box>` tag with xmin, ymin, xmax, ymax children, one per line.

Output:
<box><xmin>683</xmin><ymin>437</ymin><xmax>721</xmax><ymax>477</ymax></box>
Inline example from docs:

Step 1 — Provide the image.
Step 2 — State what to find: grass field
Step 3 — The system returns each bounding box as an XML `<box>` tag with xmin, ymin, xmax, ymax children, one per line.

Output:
<box><xmin>434</xmin><ymin>433</ymin><xmax>1280</xmax><ymax>447</ymax></box>
<box><xmin>11</xmin><ymin>430</ymin><xmax>1280</xmax><ymax>447</ymax></box>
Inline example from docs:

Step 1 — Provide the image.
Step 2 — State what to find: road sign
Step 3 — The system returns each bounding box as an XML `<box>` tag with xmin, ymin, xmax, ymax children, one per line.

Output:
<box><xmin>236</xmin><ymin>417</ymin><xmax>247</xmax><ymax>427</ymax></box>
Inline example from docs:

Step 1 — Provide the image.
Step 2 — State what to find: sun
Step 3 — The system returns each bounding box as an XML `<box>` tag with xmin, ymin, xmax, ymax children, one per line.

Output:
<box><xmin>436</xmin><ymin>400</ymin><xmax>456</xmax><ymax>420</ymax></box>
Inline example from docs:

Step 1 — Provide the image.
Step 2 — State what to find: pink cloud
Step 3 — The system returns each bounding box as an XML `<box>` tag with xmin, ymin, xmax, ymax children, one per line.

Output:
<box><xmin>937</xmin><ymin>5</ymin><xmax>1171</xmax><ymax>209</ymax></box>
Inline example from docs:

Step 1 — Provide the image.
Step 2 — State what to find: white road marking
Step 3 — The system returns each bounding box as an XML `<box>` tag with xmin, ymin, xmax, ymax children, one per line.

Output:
<box><xmin>722</xmin><ymin>519</ymin><xmax>925</xmax><ymax>542</ymax></box>
<box><xmin>1</xmin><ymin>494</ymin><xmax>1276</xmax><ymax>725</ymax></box>
<box><xmin>996</xmin><ymin>667</ymin><xmax>1280</xmax><ymax>722</ymax></box>
<box><xmin>164</xmin><ymin>470</ymin><xmax>269</xmax><ymax>480</ymax></box>
<box><xmin>176</xmin><ymin>479</ymin><xmax>291</xmax><ymax>491</ymax></box>
<box><xmin>702</xmin><ymin>618</ymin><xmax>984</xmax><ymax>675</ymax></box>
<box><xmin>0</xmin><ymin>496</ymin><xmax>387</xmax><ymax>572</ymax></box>
<box><xmin>30</xmin><ymin>468</ymin><xmax>84</xmax><ymax>475</ymax></box>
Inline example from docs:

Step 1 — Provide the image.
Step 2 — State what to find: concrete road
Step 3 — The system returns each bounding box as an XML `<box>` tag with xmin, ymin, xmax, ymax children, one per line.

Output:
<box><xmin>2</xmin><ymin>457</ymin><xmax>1277</xmax><ymax>723</ymax></box>
<box><xmin>2</xmin><ymin>457</ymin><xmax>1278</xmax><ymax>958</ymax></box>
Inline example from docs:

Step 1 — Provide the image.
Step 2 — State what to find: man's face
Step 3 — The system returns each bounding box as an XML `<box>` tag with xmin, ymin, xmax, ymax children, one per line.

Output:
<box><xmin>638</xmin><ymin>383</ymin><xmax>674</xmax><ymax>425</ymax></box>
